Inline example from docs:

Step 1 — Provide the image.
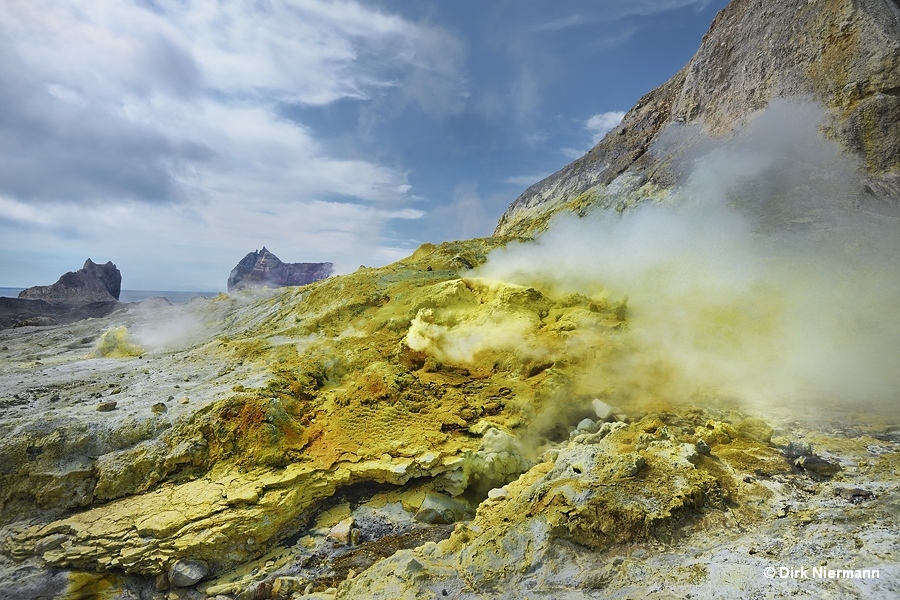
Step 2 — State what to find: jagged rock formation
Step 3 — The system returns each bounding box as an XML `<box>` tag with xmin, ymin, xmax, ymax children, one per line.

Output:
<box><xmin>495</xmin><ymin>0</ymin><xmax>900</xmax><ymax>236</ymax></box>
<box><xmin>227</xmin><ymin>247</ymin><xmax>333</xmax><ymax>292</ymax></box>
<box><xmin>18</xmin><ymin>259</ymin><xmax>122</xmax><ymax>304</ymax></box>
<box><xmin>2</xmin><ymin>260</ymin><xmax>123</xmax><ymax>329</ymax></box>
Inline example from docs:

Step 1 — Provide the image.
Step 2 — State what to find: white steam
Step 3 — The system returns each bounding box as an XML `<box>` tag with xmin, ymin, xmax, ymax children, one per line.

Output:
<box><xmin>479</xmin><ymin>101</ymin><xmax>900</xmax><ymax>409</ymax></box>
<box><xmin>131</xmin><ymin>304</ymin><xmax>208</xmax><ymax>350</ymax></box>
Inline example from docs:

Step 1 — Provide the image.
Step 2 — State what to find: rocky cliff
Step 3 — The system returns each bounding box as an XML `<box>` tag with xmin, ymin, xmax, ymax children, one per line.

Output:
<box><xmin>227</xmin><ymin>248</ymin><xmax>334</xmax><ymax>292</ymax></box>
<box><xmin>495</xmin><ymin>0</ymin><xmax>900</xmax><ymax>237</ymax></box>
<box><xmin>18</xmin><ymin>259</ymin><xmax>122</xmax><ymax>304</ymax></box>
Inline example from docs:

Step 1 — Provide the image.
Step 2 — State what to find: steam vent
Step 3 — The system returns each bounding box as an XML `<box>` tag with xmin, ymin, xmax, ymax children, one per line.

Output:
<box><xmin>1</xmin><ymin>1</ymin><xmax>898</xmax><ymax>599</ymax></box>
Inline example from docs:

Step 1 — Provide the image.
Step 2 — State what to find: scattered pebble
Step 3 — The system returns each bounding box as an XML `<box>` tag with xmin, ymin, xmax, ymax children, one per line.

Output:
<box><xmin>327</xmin><ymin>517</ymin><xmax>355</xmax><ymax>546</ymax></box>
<box><xmin>592</xmin><ymin>398</ymin><xmax>614</xmax><ymax>421</ymax></box>
<box><xmin>394</xmin><ymin>556</ymin><xmax>425</xmax><ymax>580</ymax></box>
<box><xmin>96</xmin><ymin>400</ymin><xmax>117</xmax><ymax>412</ymax></box>
<box><xmin>487</xmin><ymin>487</ymin><xmax>508</xmax><ymax>500</ymax></box>
<box><xmin>151</xmin><ymin>402</ymin><xmax>168</xmax><ymax>414</ymax></box>
<box><xmin>834</xmin><ymin>486</ymin><xmax>875</xmax><ymax>503</ymax></box>
<box><xmin>696</xmin><ymin>439</ymin><xmax>711</xmax><ymax>455</ymax></box>
<box><xmin>576</xmin><ymin>417</ymin><xmax>597</xmax><ymax>432</ymax></box>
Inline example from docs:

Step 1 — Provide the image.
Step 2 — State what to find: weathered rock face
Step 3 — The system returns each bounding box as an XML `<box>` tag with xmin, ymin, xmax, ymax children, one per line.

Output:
<box><xmin>18</xmin><ymin>259</ymin><xmax>122</xmax><ymax>304</ymax></box>
<box><xmin>495</xmin><ymin>0</ymin><xmax>900</xmax><ymax>236</ymax></box>
<box><xmin>227</xmin><ymin>247</ymin><xmax>333</xmax><ymax>292</ymax></box>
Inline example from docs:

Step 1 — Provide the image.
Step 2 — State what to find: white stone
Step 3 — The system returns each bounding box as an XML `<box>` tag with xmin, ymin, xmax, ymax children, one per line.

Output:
<box><xmin>487</xmin><ymin>487</ymin><xmax>508</xmax><ymax>500</ymax></box>
<box><xmin>592</xmin><ymin>398</ymin><xmax>614</xmax><ymax>421</ymax></box>
<box><xmin>327</xmin><ymin>517</ymin><xmax>355</xmax><ymax>545</ymax></box>
<box><xmin>577</xmin><ymin>418</ymin><xmax>597</xmax><ymax>432</ymax></box>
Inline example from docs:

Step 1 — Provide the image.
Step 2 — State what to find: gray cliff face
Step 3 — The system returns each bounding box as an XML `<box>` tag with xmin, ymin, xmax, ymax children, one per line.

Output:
<box><xmin>227</xmin><ymin>247</ymin><xmax>333</xmax><ymax>292</ymax></box>
<box><xmin>495</xmin><ymin>0</ymin><xmax>900</xmax><ymax>236</ymax></box>
<box><xmin>18</xmin><ymin>259</ymin><xmax>122</xmax><ymax>304</ymax></box>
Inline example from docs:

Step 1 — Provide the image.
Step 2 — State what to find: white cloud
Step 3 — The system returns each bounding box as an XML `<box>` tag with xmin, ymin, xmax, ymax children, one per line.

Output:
<box><xmin>561</xmin><ymin>147</ymin><xmax>587</xmax><ymax>160</ymax></box>
<box><xmin>504</xmin><ymin>174</ymin><xmax>552</xmax><ymax>187</ymax></box>
<box><xmin>0</xmin><ymin>0</ymin><xmax>467</xmax><ymax>204</ymax></box>
<box><xmin>585</xmin><ymin>111</ymin><xmax>626</xmax><ymax>143</ymax></box>
<box><xmin>0</xmin><ymin>193</ymin><xmax>425</xmax><ymax>290</ymax></box>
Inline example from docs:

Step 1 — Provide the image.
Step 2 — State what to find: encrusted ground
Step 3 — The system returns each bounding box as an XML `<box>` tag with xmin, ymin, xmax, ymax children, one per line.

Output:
<box><xmin>0</xmin><ymin>237</ymin><xmax>897</xmax><ymax>600</ymax></box>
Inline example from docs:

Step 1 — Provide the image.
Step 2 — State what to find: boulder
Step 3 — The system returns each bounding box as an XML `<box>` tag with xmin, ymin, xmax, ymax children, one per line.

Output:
<box><xmin>414</xmin><ymin>491</ymin><xmax>474</xmax><ymax>525</ymax></box>
<box><xmin>168</xmin><ymin>559</ymin><xmax>209</xmax><ymax>587</ymax></box>
<box><xmin>18</xmin><ymin>259</ymin><xmax>121</xmax><ymax>303</ymax></box>
<box><xmin>227</xmin><ymin>247</ymin><xmax>333</xmax><ymax>292</ymax></box>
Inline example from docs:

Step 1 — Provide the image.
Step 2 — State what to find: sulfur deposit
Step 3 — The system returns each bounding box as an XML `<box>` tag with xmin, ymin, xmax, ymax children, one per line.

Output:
<box><xmin>0</xmin><ymin>235</ymin><xmax>897</xmax><ymax>599</ymax></box>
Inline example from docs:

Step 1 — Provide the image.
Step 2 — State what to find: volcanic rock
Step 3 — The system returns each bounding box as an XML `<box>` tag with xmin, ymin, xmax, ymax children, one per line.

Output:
<box><xmin>19</xmin><ymin>259</ymin><xmax>121</xmax><ymax>303</ymax></box>
<box><xmin>495</xmin><ymin>0</ymin><xmax>900</xmax><ymax>236</ymax></box>
<box><xmin>168</xmin><ymin>559</ymin><xmax>209</xmax><ymax>587</ymax></box>
<box><xmin>227</xmin><ymin>247</ymin><xmax>333</xmax><ymax>292</ymax></box>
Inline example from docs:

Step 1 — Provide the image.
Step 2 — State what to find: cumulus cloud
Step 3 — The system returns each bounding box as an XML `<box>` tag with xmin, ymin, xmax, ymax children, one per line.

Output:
<box><xmin>0</xmin><ymin>0</ymin><xmax>464</xmax><ymax>204</ymax></box>
<box><xmin>559</xmin><ymin>111</ymin><xmax>626</xmax><ymax>159</ymax></box>
<box><xmin>585</xmin><ymin>111</ymin><xmax>626</xmax><ymax>143</ymax></box>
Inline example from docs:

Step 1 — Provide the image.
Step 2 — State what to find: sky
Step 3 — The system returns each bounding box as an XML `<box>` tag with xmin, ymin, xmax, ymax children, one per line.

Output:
<box><xmin>0</xmin><ymin>0</ymin><xmax>730</xmax><ymax>292</ymax></box>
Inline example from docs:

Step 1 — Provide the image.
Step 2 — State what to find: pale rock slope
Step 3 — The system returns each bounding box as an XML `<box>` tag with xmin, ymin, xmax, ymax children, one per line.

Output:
<box><xmin>495</xmin><ymin>0</ymin><xmax>900</xmax><ymax>237</ymax></box>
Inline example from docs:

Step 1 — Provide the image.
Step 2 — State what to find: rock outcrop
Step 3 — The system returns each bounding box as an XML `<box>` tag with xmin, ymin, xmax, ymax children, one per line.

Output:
<box><xmin>18</xmin><ymin>259</ymin><xmax>122</xmax><ymax>304</ymax></box>
<box><xmin>227</xmin><ymin>247</ymin><xmax>333</xmax><ymax>292</ymax></box>
<box><xmin>495</xmin><ymin>0</ymin><xmax>900</xmax><ymax>236</ymax></box>
<box><xmin>2</xmin><ymin>259</ymin><xmax>123</xmax><ymax>329</ymax></box>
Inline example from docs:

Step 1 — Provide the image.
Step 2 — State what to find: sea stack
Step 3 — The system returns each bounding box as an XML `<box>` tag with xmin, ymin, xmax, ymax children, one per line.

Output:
<box><xmin>18</xmin><ymin>259</ymin><xmax>122</xmax><ymax>304</ymax></box>
<box><xmin>227</xmin><ymin>247</ymin><xmax>333</xmax><ymax>291</ymax></box>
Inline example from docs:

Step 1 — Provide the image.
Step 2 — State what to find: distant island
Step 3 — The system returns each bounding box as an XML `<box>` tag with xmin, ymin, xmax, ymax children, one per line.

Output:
<box><xmin>227</xmin><ymin>247</ymin><xmax>333</xmax><ymax>291</ymax></box>
<box><xmin>1</xmin><ymin>259</ymin><xmax>122</xmax><ymax>328</ymax></box>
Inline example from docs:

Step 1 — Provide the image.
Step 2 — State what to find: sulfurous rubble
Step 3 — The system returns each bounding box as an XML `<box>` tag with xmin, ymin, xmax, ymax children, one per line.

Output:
<box><xmin>0</xmin><ymin>237</ymin><xmax>897</xmax><ymax>600</ymax></box>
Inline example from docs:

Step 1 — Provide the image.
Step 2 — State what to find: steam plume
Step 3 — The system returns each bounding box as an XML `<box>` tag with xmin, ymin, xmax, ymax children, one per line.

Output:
<box><xmin>479</xmin><ymin>101</ymin><xmax>900</xmax><ymax>412</ymax></box>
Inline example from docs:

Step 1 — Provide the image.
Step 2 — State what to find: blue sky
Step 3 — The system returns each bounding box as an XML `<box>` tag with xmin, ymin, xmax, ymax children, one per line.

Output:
<box><xmin>0</xmin><ymin>0</ymin><xmax>729</xmax><ymax>291</ymax></box>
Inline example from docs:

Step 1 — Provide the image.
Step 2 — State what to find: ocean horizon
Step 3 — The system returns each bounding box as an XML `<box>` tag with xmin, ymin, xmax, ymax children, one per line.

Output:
<box><xmin>0</xmin><ymin>287</ymin><xmax>220</xmax><ymax>304</ymax></box>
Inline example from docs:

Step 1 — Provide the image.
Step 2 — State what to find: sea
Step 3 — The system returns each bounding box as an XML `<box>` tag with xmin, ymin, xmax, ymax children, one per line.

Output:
<box><xmin>0</xmin><ymin>288</ymin><xmax>220</xmax><ymax>304</ymax></box>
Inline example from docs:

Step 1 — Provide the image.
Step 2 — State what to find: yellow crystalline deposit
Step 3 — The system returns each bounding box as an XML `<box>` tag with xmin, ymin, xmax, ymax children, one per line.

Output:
<box><xmin>8</xmin><ymin>237</ymin><xmax>630</xmax><ymax>577</ymax></box>
<box><xmin>89</xmin><ymin>326</ymin><xmax>144</xmax><ymax>358</ymax></box>
<box><xmin>338</xmin><ymin>409</ymin><xmax>791</xmax><ymax>599</ymax></box>
<box><xmin>4</xmin><ymin>238</ymin><xmax>625</xmax><ymax>578</ymax></box>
